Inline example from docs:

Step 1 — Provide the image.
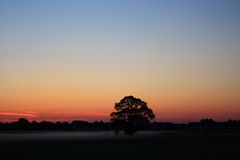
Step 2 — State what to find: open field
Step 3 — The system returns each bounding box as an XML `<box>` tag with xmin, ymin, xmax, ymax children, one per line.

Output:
<box><xmin>0</xmin><ymin>131</ymin><xmax>239</xmax><ymax>160</ymax></box>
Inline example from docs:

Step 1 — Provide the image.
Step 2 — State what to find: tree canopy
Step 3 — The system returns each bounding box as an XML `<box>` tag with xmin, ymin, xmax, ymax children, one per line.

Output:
<box><xmin>110</xmin><ymin>96</ymin><xmax>155</xmax><ymax>134</ymax></box>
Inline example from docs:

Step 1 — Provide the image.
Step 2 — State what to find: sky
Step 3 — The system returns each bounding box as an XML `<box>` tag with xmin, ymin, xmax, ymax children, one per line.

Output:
<box><xmin>0</xmin><ymin>0</ymin><xmax>240</xmax><ymax>122</ymax></box>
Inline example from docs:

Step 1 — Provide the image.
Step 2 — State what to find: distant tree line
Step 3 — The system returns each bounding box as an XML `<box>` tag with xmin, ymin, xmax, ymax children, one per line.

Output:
<box><xmin>0</xmin><ymin>118</ymin><xmax>111</xmax><ymax>131</ymax></box>
<box><xmin>0</xmin><ymin>118</ymin><xmax>239</xmax><ymax>132</ymax></box>
<box><xmin>150</xmin><ymin>119</ymin><xmax>240</xmax><ymax>132</ymax></box>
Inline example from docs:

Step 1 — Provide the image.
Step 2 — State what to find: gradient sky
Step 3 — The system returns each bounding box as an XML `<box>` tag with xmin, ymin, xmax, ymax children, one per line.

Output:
<box><xmin>0</xmin><ymin>0</ymin><xmax>240</xmax><ymax>122</ymax></box>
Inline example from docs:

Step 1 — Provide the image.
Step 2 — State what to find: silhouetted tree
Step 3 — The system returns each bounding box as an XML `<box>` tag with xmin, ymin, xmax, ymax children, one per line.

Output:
<box><xmin>110</xmin><ymin>96</ymin><xmax>155</xmax><ymax>134</ymax></box>
<box><xmin>200</xmin><ymin>118</ymin><xmax>216</xmax><ymax>131</ymax></box>
<box><xmin>17</xmin><ymin>118</ymin><xmax>30</xmax><ymax>124</ymax></box>
<box><xmin>14</xmin><ymin>118</ymin><xmax>30</xmax><ymax>130</ymax></box>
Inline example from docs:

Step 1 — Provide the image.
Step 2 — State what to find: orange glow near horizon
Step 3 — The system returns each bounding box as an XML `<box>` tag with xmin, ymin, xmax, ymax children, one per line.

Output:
<box><xmin>0</xmin><ymin>90</ymin><xmax>239</xmax><ymax>122</ymax></box>
<box><xmin>0</xmin><ymin>69</ymin><xmax>240</xmax><ymax>122</ymax></box>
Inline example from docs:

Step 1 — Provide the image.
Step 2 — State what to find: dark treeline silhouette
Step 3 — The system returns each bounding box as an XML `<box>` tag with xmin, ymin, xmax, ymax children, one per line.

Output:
<box><xmin>0</xmin><ymin>118</ymin><xmax>240</xmax><ymax>132</ymax></box>
<box><xmin>0</xmin><ymin>118</ymin><xmax>112</xmax><ymax>131</ymax></box>
<box><xmin>150</xmin><ymin>119</ymin><xmax>240</xmax><ymax>132</ymax></box>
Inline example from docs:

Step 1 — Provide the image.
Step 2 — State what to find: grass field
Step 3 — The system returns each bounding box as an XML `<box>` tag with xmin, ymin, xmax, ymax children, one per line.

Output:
<box><xmin>0</xmin><ymin>131</ymin><xmax>239</xmax><ymax>160</ymax></box>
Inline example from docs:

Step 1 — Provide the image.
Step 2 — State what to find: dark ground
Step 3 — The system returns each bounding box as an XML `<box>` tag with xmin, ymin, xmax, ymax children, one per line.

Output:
<box><xmin>0</xmin><ymin>131</ymin><xmax>239</xmax><ymax>160</ymax></box>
